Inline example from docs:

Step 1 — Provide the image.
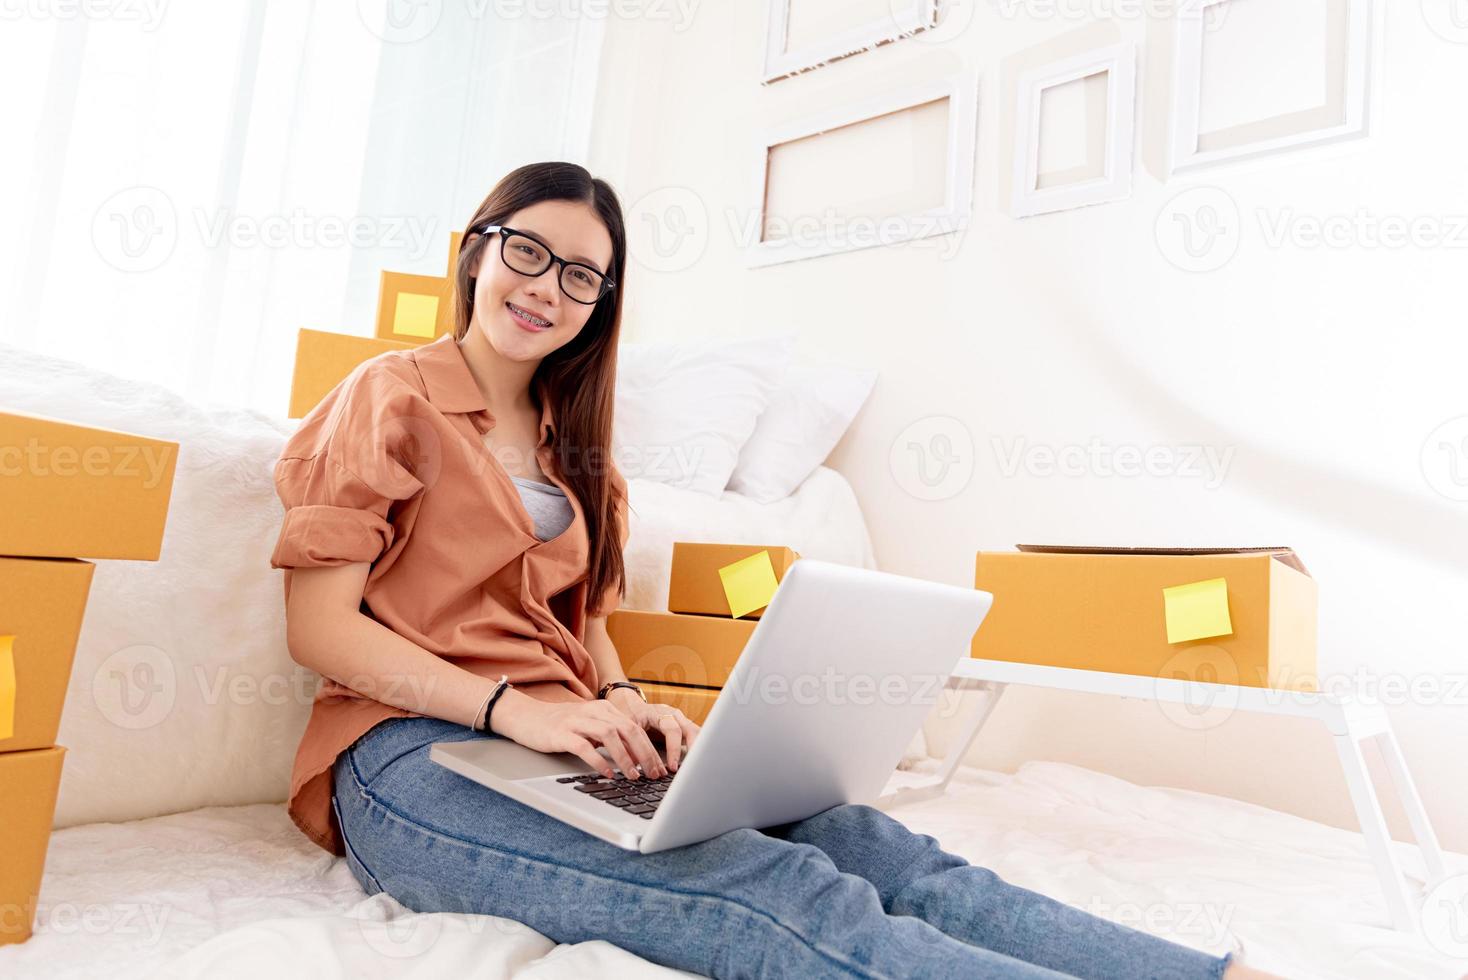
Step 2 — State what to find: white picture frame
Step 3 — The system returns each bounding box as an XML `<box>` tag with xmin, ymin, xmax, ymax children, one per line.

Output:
<box><xmin>1010</xmin><ymin>43</ymin><xmax>1136</xmax><ymax>219</ymax></box>
<box><xmin>1168</xmin><ymin>0</ymin><xmax>1373</xmax><ymax>177</ymax></box>
<box><xmin>762</xmin><ymin>0</ymin><xmax>939</xmax><ymax>85</ymax></box>
<box><xmin>746</xmin><ymin>70</ymin><xmax>979</xmax><ymax>268</ymax></box>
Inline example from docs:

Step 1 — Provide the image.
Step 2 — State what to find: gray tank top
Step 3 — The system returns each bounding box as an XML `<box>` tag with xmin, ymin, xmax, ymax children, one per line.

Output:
<box><xmin>510</xmin><ymin>474</ymin><xmax>575</xmax><ymax>541</ymax></box>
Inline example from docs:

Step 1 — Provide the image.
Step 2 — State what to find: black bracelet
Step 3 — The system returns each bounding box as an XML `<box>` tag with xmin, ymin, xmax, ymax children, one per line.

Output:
<box><xmin>477</xmin><ymin>676</ymin><xmax>512</xmax><ymax>733</ymax></box>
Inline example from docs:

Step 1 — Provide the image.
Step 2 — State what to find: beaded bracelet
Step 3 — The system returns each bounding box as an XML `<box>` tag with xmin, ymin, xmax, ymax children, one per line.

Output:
<box><xmin>474</xmin><ymin>674</ymin><xmax>511</xmax><ymax>734</ymax></box>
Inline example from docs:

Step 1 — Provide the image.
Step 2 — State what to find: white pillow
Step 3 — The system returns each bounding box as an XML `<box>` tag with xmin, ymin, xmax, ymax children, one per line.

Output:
<box><xmin>726</xmin><ymin>362</ymin><xmax>877</xmax><ymax>503</ymax></box>
<box><xmin>613</xmin><ymin>336</ymin><xmax>793</xmax><ymax>496</ymax></box>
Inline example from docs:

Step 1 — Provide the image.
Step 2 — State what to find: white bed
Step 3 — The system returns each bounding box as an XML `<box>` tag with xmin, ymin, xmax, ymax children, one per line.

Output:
<box><xmin>3</xmin><ymin>344</ymin><xmax>1466</xmax><ymax>979</ymax></box>
<box><xmin>5</xmin><ymin>757</ymin><xmax>1467</xmax><ymax>979</ymax></box>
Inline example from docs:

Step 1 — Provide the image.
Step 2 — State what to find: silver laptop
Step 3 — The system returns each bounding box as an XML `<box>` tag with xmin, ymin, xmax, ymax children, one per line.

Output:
<box><xmin>429</xmin><ymin>559</ymin><xmax>993</xmax><ymax>853</ymax></box>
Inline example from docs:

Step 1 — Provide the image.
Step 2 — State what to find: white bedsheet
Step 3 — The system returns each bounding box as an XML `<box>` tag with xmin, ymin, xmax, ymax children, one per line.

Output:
<box><xmin>5</xmin><ymin>759</ymin><xmax>1465</xmax><ymax>980</ymax></box>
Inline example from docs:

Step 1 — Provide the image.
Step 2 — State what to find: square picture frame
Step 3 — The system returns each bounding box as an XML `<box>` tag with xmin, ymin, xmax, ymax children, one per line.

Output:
<box><xmin>1010</xmin><ymin>43</ymin><xmax>1136</xmax><ymax>218</ymax></box>
<box><xmin>1168</xmin><ymin>0</ymin><xmax>1373</xmax><ymax>176</ymax></box>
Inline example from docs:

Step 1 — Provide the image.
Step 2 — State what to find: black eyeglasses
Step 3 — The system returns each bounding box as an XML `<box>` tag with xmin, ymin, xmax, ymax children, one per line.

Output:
<box><xmin>471</xmin><ymin>224</ymin><xmax>615</xmax><ymax>305</ymax></box>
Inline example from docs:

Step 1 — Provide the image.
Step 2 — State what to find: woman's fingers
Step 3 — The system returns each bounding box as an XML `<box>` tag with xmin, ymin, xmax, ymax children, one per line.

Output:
<box><xmin>656</xmin><ymin>715</ymin><xmax>683</xmax><ymax>771</ymax></box>
<box><xmin>612</xmin><ymin>714</ymin><xmax>667</xmax><ymax>777</ymax></box>
<box><xmin>586</xmin><ymin>717</ymin><xmax>641</xmax><ymax>778</ymax></box>
<box><xmin>562</xmin><ymin>734</ymin><xmax>615</xmax><ymax>779</ymax></box>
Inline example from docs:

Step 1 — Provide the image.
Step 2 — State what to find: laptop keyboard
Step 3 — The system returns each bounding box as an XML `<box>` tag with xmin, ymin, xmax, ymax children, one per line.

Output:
<box><xmin>556</xmin><ymin>767</ymin><xmax>678</xmax><ymax>819</ymax></box>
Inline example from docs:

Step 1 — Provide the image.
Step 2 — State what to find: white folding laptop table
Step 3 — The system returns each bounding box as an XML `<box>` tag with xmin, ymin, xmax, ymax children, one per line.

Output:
<box><xmin>873</xmin><ymin>657</ymin><xmax>1450</xmax><ymax>933</ymax></box>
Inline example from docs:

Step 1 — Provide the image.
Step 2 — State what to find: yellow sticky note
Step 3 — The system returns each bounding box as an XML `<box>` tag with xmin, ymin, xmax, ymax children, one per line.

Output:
<box><xmin>393</xmin><ymin>292</ymin><xmax>440</xmax><ymax>338</ymax></box>
<box><xmin>717</xmin><ymin>551</ymin><xmax>780</xmax><ymax>619</ymax></box>
<box><xmin>1162</xmin><ymin>578</ymin><xmax>1233</xmax><ymax>644</ymax></box>
<box><xmin>0</xmin><ymin>635</ymin><xmax>15</xmax><ymax>741</ymax></box>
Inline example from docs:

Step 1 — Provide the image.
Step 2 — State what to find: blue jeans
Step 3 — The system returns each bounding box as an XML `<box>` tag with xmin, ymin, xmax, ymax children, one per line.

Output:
<box><xmin>331</xmin><ymin>716</ymin><xmax>1235</xmax><ymax>979</ymax></box>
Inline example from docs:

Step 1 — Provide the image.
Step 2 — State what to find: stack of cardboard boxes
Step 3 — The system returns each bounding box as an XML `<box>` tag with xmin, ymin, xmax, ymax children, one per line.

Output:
<box><xmin>288</xmin><ymin>231</ymin><xmax>466</xmax><ymax>418</ymax></box>
<box><xmin>0</xmin><ymin>411</ymin><xmax>176</xmax><ymax>946</ymax></box>
<box><xmin>606</xmin><ymin>543</ymin><xmax>801</xmax><ymax>724</ymax></box>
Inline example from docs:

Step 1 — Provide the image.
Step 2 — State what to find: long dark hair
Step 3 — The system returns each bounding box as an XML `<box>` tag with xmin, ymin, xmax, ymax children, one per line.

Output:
<box><xmin>451</xmin><ymin>162</ymin><xmax>628</xmax><ymax>617</ymax></box>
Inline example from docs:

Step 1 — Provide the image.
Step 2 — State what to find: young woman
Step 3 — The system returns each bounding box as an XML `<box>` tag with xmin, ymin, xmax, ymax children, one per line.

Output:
<box><xmin>271</xmin><ymin>161</ymin><xmax>1273</xmax><ymax>979</ymax></box>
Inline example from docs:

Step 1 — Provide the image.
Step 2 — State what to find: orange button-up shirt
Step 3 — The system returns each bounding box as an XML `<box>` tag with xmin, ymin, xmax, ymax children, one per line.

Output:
<box><xmin>269</xmin><ymin>331</ymin><xmax>628</xmax><ymax>856</ymax></box>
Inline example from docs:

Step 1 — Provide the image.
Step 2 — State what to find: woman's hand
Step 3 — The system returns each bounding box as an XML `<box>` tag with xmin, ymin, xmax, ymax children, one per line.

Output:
<box><xmin>490</xmin><ymin>690</ymin><xmax>669</xmax><ymax>781</ymax></box>
<box><xmin>605</xmin><ymin>687</ymin><xmax>700</xmax><ymax>772</ymax></box>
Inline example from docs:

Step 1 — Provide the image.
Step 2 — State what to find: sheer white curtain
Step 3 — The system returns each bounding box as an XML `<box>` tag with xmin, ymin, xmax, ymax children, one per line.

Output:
<box><xmin>0</xmin><ymin>0</ymin><xmax>605</xmax><ymax>416</ymax></box>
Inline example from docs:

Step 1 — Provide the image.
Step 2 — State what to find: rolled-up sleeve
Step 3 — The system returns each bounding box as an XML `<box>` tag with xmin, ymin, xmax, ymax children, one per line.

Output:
<box><xmin>270</xmin><ymin>454</ymin><xmax>398</xmax><ymax>568</ymax></box>
<box><xmin>269</xmin><ymin>365</ymin><xmax>425</xmax><ymax>570</ymax></box>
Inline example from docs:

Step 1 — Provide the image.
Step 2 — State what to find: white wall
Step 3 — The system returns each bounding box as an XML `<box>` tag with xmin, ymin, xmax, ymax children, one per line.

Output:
<box><xmin>589</xmin><ymin>2</ymin><xmax>1468</xmax><ymax>851</ymax></box>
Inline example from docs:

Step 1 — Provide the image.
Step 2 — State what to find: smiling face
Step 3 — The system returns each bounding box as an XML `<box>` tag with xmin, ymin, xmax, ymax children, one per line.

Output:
<box><xmin>470</xmin><ymin>199</ymin><xmax>615</xmax><ymax>363</ymax></box>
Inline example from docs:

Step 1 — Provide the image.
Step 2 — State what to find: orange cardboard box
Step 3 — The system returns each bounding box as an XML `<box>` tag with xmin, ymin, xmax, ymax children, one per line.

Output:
<box><xmin>0</xmin><ymin>558</ymin><xmax>94</xmax><ymax>753</ymax></box>
<box><xmin>0</xmin><ymin>410</ymin><xmax>177</xmax><ymax>561</ymax></box>
<box><xmin>971</xmin><ymin>546</ymin><xmax>1318</xmax><ymax>690</ymax></box>
<box><xmin>639</xmin><ymin>681</ymin><xmax>720</xmax><ymax>726</ymax></box>
<box><xmin>288</xmin><ymin>328</ymin><xmax>417</xmax><ymax>419</ymax></box>
<box><xmin>666</xmin><ymin>543</ymin><xmax>801</xmax><ymax>620</ymax></box>
<box><xmin>0</xmin><ymin>745</ymin><xmax>67</xmax><ymax>947</ymax></box>
<box><xmin>607</xmin><ymin>609</ymin><xmax>756</xmax><ymax>688</ymax></box>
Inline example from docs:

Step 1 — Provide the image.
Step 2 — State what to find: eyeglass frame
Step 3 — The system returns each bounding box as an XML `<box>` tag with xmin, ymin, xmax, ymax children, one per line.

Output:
<box><xmin>469</xmin><ymin>223</ymin><xmax>616</xmax><ymax>306</ymax></box>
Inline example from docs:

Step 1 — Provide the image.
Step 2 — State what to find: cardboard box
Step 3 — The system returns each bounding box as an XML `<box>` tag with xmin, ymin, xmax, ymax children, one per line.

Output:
<box><xmin>289</xmin><ymin>328</ymin><xmax>418</xmax><ymax>419</ymax></box>
<box><xmin>639</xmin><ymin>681</ymin><xmax>720</xmax><ymax>726</ymax></box>
<box><xmin>373</xmin><ymin>271</ymin><xmax>455</xmax><ymax>344</ymax></box>
<box><xmin>971</xmin><ymin>546</ymin><xmax>1318</xmax><ymax>690</ymax></box>
<box><xmin>0</xmin><ymin>558</ymin><xmax>94</xmax><ymax>753</ymax></box>
<box><xmin>0</xmin><ymin>410</ymin><xmax>177</xmax><ymax>561</ymax></box>
<box><xmin>666</xmin><ymin>543</ymin><xmax>801</xmax><ymax>620</ymax></box>
<box><xmin>607</xmin><ymin>610</ymin><xmax>757</xmax><ymax>688</ymax></box>
<box><xmin>0</xmin><ymin>746</ymin><xmax>67</xmax><ymax>947</ymax></box>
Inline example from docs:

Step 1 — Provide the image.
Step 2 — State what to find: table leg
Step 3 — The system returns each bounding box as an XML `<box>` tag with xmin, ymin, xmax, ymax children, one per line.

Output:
<box><xmin>872</xmin><ymin>677</ymin><xmax>1005</xmax><ymax>810</ymax></box>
